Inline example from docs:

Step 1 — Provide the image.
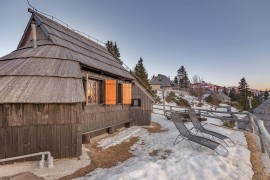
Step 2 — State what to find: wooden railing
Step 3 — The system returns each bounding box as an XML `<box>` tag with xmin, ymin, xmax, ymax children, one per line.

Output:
<box><xmin>153</xmin><ymin>104</ymin><xmax>270</xmax><ymax>156</ymax></box>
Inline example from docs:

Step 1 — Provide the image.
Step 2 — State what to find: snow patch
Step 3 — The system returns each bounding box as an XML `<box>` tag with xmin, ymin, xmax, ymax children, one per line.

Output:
<box><xmin>98</xmin><ymin>126</ymin><xmax>144</xmax><ymax>149</ymax></box>
<box><xmin>0</xmin><ymin>146</ymin><xmax>90</xmax><ymax>180</ymax></box>
<box><xmin>80</xmin><ymin>114</ymin><xmax>253</xmax><ymax>180</ymax></box>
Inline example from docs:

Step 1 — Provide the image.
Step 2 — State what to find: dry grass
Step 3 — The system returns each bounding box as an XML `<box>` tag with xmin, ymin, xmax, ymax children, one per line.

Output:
<box><xmin>61</xmin><ymin>122</ymin><xmax>165</xmax><ymax>179</ymax></box>
<box><xmin>144</xmin><ymin>121</ymin><xmax>168</xmax><ymax>133</ymax></box>
<box><xmin>244</xmin><ymin>132</ymin><xmax>270</xmax><ymax>180</ymax></box>
<box><xmin>60</xmin><ymin>136</ymin><xmax>139</xmax><ymax>180</ymax></box>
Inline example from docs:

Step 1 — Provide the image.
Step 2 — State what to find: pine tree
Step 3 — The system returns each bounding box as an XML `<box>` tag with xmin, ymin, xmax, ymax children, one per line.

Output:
<box><xmin>177</xmin><ymin>66</ymin><xmax>190</xmax><ymax>88</ymax></box>
<box><xmin>237</xmin><ymin>77</ymin><xmax>251</xmax><ymax>110</ymax></box>
<box><xmin>222</xmin><ymin>86</ymin><xmax>228</xmax><ymax>95</ymax></box>
<box><xmin>229</xmin><ymin>88</ymin><xmax>236</xmax><ymax>101</ymax></box>
<box><xmin>134</xmin><ymin>57</ymin><xmax>151</xmax><ymax>90</ymax></box>
<box><xmin>264</xmin><ymin>89</ymin><xmax>269</xmax><ymax>101</ymax></box>
<box><xmin>173</xmin><ymin>76</ymin><xmax>178</xmax><ymax>84</ymax></box>
<box><xmin>106</xmin><ymin>41</ymin><xmax>123</xmax><ymax>65</ymax></box>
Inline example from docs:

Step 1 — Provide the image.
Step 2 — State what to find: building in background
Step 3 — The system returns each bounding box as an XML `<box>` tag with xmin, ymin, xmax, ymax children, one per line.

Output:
<box><xmin>149</xmin><ymin>74</ymin><xmax>176</xmax><ymax>90</ymax></box>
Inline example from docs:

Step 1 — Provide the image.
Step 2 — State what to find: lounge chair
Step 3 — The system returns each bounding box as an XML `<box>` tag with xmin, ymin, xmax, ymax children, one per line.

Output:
<box><xmin>171</xmin><ymin>112</ymin><xmax>229</xmax><ymax>156</ymax></box>
<box><xmin>188</xmin><ymin>109</ymin><xmax>235</xmax><ymax>147</ymax></box>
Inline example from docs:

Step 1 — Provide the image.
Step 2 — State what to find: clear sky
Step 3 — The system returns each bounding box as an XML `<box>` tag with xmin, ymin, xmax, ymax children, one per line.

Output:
<box><xmin>0</xmin><ymin>0</ymin><xmax>269</xmax><ymax>90</ymax></box>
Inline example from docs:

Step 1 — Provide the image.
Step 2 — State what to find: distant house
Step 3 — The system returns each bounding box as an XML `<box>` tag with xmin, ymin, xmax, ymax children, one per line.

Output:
<box><xmin>217</xmin><ymin>92</ymin><xmax>231</xmax><ymax>103</ymax></box>
<box><xmin>149</xmin><ymin>74</ymin><xmax>176</xmax><ymax>90</ymax></box>
<box><xmin>254</xmin><ymin>99</ymin><xmax>270</xmax><ymax>132</ymax></box>
<box><xmin>205</xmin><ymin>88</ymin><xmax>231</xmax><ymax>103</ymax></box>
<box><xmin>0</xmin><ymin>9</ymin><xmax>154</xmax><ymax>160</ymax></box>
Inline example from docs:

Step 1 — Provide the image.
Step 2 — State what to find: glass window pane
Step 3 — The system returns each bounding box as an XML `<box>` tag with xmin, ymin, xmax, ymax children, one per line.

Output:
<box><xmin>87</xmin><ymin>79</ymin><xmax>102</xmax><ymax>104</ymax></box>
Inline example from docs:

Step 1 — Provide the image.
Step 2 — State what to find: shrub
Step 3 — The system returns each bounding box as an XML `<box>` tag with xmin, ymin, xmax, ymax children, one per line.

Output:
<box><xmin>154</xmin><ymin>96</ymin><xmax>162</xmax><ymax>104</ymax></box>
<box><xmin>189</xmin><ymin>88</ymin><xmax>205</xmax><ymax>102</ymax></box>
<box><xmin>205</xmin><ymin>95</ymin><xmax>221</xmax><ymax>106</ymax></box>
<box><xmin>196</xmin><ymin>102</ymin><xmax>204</xmax><ymax>107</ymax></box>
<box><xmin>223</xmin><ymin>121</ymin><xmax>235</xmax><ymax>128</ymax></box>
<box><xmin>165</xmin><ymin>92</ymin><xmax>176</xmax><ymax>103</ymax></box>
<box><xmin>174</xmin><ymin>97</ymin><xmax>190</xmax><ymax>107</ymax></box>
<box><xmin>228</xmin><ymin>102</ymin><xmax>244</xmax><ymax>112</ymax></box>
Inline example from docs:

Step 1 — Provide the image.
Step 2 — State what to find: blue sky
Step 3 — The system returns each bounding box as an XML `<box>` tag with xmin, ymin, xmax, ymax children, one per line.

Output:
<box><xmin>0</xmin><ymin>0</ymin><xmax>269</xmax><ymax>90</ymax></box>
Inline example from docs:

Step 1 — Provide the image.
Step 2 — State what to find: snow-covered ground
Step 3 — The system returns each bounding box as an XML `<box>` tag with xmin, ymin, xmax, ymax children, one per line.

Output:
<box><xmin>0</xmin><ymin>90</ymin><xmax>254</xmax><ymax>180</ymax></box>
<box><xmin>0</xmin><ymin>146</ymin><xmax>90</xmax><ymax>180</ymax></box>
<box><xmin>79</xmin><ymin>113</ymin><xmax>253</xmax><ymax>180</ymax></box>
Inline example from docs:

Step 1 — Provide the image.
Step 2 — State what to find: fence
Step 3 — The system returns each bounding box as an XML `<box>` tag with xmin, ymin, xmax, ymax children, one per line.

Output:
<box><xmin>153</xmin><ymin>104</ymin><xmax>270</xmax><ymax>156</ymax></box>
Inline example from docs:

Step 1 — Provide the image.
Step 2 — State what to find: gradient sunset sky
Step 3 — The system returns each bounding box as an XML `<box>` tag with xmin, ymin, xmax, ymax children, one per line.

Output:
<box><xmin>0</xmin><ymin>0</ymin><xmax>269</xmax><ymax>90</ymax></box>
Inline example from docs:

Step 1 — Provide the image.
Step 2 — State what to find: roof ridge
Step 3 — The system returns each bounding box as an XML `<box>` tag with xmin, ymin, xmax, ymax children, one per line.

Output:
<box><xmin>28</xmin><ymin>9</ymin><xmax>111</xmax><ymax>55</ymax></box>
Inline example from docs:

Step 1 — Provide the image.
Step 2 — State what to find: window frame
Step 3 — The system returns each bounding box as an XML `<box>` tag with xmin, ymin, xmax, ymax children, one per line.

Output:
<box><xmin>117</xmin><ymin>82</ymin><xmax>123</xmax><ymax>104</ymax></box>
<box><xmin>84</xmin><ymin>75</ymin><xmax>105</xmax><ymax>105</ymax></box>
<box><xmin>132</xmin><ymin>99</ymin><xmax>141</xmax><ymax>107</ymax></box>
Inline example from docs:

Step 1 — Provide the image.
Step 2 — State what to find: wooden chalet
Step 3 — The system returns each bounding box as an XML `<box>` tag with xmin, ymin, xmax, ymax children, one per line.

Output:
<box><xmin>149</xmin><ymin>74</ymin><xmax>176</xmax><ymax>90</ymax></box>
<box><xmin>0</xmin><ymin>9</ymin><xmax>154</xmax><ymax>160</ymax></box>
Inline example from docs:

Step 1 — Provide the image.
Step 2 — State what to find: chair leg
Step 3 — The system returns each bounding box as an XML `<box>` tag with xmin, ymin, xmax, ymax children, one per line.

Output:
<box><xmin>214</xmin><ymin>144</ymin><xmax>229</xmax><ymax>157</ymax></box>
<box><xmin>187</xmin><ymin>140</ymin><xmax>196</xmax><ymax>150</ymax></box>
<box><xmin>222</xmin><ymin>139</ymin><xmax>230</xmax><ymax>147</ymax></box>
<box><xmin>228</xmin><ymin>138</ymin><xmax>235</xmax><ymax>146</ymax></box>
<box><xmin>222</xmin><ymin>138</ymin><xmax>235</xmax><ymax>147</ymax></box>
<box><xmin>174</xmin><ymin>134</ymin><xmax>183</xmax><ymax>145</ymax></box>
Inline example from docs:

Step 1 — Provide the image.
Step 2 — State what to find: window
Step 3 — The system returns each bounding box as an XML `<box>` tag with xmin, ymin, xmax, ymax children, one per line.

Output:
<box><xmin>87</xmin><ymin>79</ymin><xmax>102</xmax><ymax>104</ymax></box>
<box><xmin>117</xmin><ymin>83</ymin><xmax>123</xmax><ymax>104</ymax></box>
<box><xmin>132</xmin><ymin>99</ymin><xmax>141</xmax><ymax>107</ymax></box>
<box><xmin>84</xmin><ymin>77</ymin><xmax>103</xmax><ymax>104</ymax></box>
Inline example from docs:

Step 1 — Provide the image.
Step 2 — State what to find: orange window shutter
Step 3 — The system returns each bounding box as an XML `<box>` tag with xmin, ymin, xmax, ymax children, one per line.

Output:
<box><xmin>123</xmin><ymin>83</ymin><xmax>132</xmax><ymax>104</ymax></box>
<box><xmin>105</xmin><ymin>80</ymin><xmax>117</xmax><ymax>105</ymax></box>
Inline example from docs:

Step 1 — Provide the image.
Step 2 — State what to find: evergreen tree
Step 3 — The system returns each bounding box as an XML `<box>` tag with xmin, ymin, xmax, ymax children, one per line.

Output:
<box><xmin>177</xmin><ymin>66</ymin><xmax>190</xmax><ymax>88</ymax></box>
<box><xmin>252</xmin><ymin>94</ymin><xmax>261</xmax><ymax>109</ymax></box>
<box><xmin>222</xmin><ymin>86</ymin><xmax>228</xmax><ymax>95</ymax></box>
<box><xmin>173</xmin><ymin>76</ymin><xmax>178</xmax><ymax>84</ymax></box>
<box><xmin>229</xmin><ymin>88</ymin><xmax>236</xmax><ymax>101</ymax></box>
<box><xmin>106</xmin><ymin>41</ymin><xmax>123</xmax><ymax>65</ymax></box>
<box><xmin>264</xmin><ymin>89</ymin><xmax>269</xmax><ymax>101</ymax></box>
<box><xmin>134</xmin><ymin>57</ymin><xmax>151</xmax><ymax>90</ymax></box>
<box><xmin>237</xmin><ymin>77</ymin><xmax>251</xmax><ymax>110</ymax></box>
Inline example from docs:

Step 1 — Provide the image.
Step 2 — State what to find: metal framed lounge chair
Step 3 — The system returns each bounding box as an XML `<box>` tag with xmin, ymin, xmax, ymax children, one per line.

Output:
<box><xmin>188</xmin><ymin>109</ymin><xmax>235</xmax><ymax>147</ymax></box>
<box><xmin>171</xmin><ymin>112</ymin><xmax>229</xmax><ymax>157</ymax></box>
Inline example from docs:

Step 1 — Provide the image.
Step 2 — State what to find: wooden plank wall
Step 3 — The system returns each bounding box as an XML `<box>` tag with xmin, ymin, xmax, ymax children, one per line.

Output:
<box><xmin>81</xmin><ymin>69</ymin><xmax>153</xmax><ymax>134</ymax></box>
<box><xmin>82</xmin><ymin>105</ymin><xmax>131</xmax><ymax>134</ymax></box>
<box><xmin>0</xmin><ymin>103</ymin><xmax>82</xmax><ymax>159</ymax></box>
<box><xmin>131</xmin><ymin>83</ymin><xmax>152</xmax><ymax>125</ymax></box>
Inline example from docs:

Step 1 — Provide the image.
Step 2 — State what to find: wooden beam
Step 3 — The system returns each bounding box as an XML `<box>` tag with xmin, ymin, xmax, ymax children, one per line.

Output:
<box><xmin>125</xmin><ymin>122</ymin><xmax>131</xmax><ymax>128</ymax></box>
<box><xmin>82</xmin><ymin>133</ymin><xmax>90</xmax><ymax>144</ymax></box>
<box><xmin>85</xmin><ymin>74</ymin><xmax>88</xmax><ymax>105</ymax></box>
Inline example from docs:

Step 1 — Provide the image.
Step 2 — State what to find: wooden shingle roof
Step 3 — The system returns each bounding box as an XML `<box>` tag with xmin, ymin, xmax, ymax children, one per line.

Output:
<box><xmin>254</xmin><ymin>99</ymin><xmax>270</xmax><ymax>121</ymax></box>
<box><xmin>149</xmin><ymin>74</ymin><xmax>175</xmax><ymax>87</ymax></box>
<box><xmin>0</xmin><ymin>9</ymin><xmax>133</xmax><ymax>103</ymax></box>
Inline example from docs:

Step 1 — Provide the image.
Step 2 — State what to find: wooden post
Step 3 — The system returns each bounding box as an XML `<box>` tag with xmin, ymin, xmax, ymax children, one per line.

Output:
<box><xmin>85</xmin><ymin>74</ymin><xmax>88</xmax><ymax>105</ymax></box>
<box><xmin>82</xmin><ymin>134</ymin><xmax>90</xmax><ymax>144</ymax></box>
<box><xmin>31</xmin><ymin>21</ymin><xmax>37</xmax><ymax>49</ymax></box>
<box><xmin>125</xmin><ymin>122</ymin><xmax>131</xmax><ymax>128</ymax></box>
<box><xmin>108</xmin><ymin>127</ymin><xmax>115</xmax><ymax>134</ymax></box>
<box><xmin>162</xmin><ymin>87</ymin><xmax>165</xmax><ymax>115</ymax></box>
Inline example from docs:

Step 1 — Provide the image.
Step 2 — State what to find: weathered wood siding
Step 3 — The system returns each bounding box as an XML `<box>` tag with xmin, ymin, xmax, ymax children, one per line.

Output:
<box><xmin>0</xmin><ymin>103</ymin><xmax>82</xmax><ymax>159</ymax></box>
<box><xmin>81</xmin><ymin>70</ymin><xmax>132</xmax><ymax>135</ymax></box>
<box><xmin>81</xmin><ymin>70</ymin><xmax>153</xmax><ymax>134</ymax></box>
<box><xmin>131</xmin><ymin>84</ymin><xmax>152</xmax><ymax>125</ymax></box>
<box><xmin>82</xmin><ymin>105</ymin><xmax>132</xmax><ymax>134</ymax></box>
